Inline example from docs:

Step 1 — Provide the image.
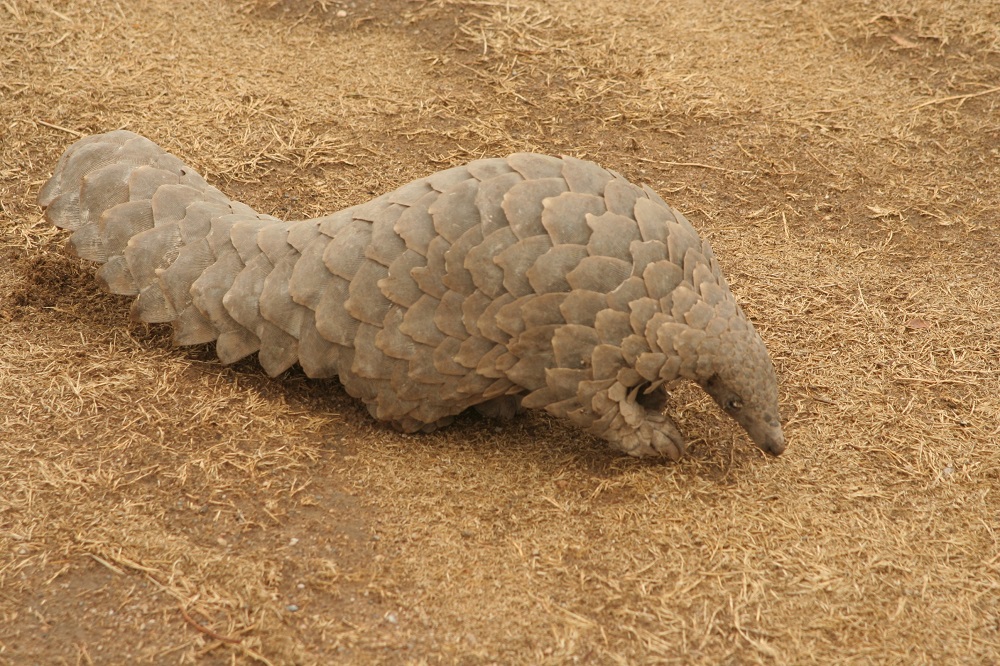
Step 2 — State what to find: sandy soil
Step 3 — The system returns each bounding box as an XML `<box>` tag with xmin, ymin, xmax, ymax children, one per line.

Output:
<box><xmin>1</xmin><ymin>0</ymin><xmax>998</xmax><ymax>663</ymax></box>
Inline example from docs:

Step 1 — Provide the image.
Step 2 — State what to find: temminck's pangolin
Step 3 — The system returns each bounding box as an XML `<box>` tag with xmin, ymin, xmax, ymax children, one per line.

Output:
<box><xmin>38</xmin><ymin>130</ymin><xmax>785</xmax><ymax>460</ymax></box>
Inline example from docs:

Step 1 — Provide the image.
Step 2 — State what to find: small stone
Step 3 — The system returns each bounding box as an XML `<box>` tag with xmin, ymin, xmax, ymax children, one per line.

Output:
<box><xmin>942</xmin><ymin>466</ymin><xmax>954</xmax><ymax>477</ymax></box>
<box><xmin>287</xmin><ymin>604</ymin><xmax>299</xmax><ymax>612</ymax></box>
<box><xmin>336</xmin><ymin>9</ymin><xmax>347</xmax><ymax>17</ymax></box>
<box><xmin>297</xmin><ymin>583</ymin><xmax>305</xmax><ymax>589</ymax></box>
<box><xmin>288</xmin><ymin>537</ymin><xmax>299</xmax><ymax>547</ymax></box>
<box><xmin>385</xmin><ymin>612</ymin><xmax>398</xmax><ymax>624</ymax></box>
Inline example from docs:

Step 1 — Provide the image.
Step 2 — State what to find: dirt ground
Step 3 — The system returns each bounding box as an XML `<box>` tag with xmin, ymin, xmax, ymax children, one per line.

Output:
<box><xmin>1</xmin><ymin>0</ymin><xmax>999</xmax><ymax>663</ymax></box>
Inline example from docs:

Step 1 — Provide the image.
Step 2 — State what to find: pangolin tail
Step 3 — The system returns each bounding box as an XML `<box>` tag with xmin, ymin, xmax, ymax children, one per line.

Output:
<box><xmin>38</xmin><ymin>130</ymin><xmax>302</xmax><ymax>375</ymax></box>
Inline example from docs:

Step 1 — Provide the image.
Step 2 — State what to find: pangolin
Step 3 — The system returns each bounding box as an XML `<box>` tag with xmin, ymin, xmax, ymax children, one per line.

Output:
<box><xmin>38</xmin><ymin>130</ymin><xmax>784</xmax><ymax>460</ymax></box>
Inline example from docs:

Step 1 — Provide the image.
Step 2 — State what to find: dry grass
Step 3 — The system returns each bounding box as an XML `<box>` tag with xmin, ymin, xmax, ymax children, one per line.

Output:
<box><xmin>2</xmin><ymin>0</ymin><xmax>999</xmax><ymax>663</ymax></box>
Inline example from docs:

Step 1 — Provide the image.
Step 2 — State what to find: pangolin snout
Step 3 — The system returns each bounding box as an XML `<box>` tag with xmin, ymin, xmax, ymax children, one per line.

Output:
<box><xmin>761</xmin><ymin>432</ymin><xmax>785</xmax><ymax>456</ymax></box>
<box><xmin>743</xmin><ymin>415</ymin><xmax>785</xmax><ymax>456</ymax></box>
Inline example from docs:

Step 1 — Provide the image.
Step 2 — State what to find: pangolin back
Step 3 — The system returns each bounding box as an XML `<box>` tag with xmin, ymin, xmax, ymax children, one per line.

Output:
<box><xmin>38</xmin><ymin>130</ymin><xmax>784</xmax><ymax>459</ymax></box>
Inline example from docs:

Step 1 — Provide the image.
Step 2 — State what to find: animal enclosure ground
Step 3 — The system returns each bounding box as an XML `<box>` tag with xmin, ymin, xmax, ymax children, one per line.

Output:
<box><xmin>1</xmin><ymin>0</ymin><xmax>999</xmax><ymax>663</ymax></box>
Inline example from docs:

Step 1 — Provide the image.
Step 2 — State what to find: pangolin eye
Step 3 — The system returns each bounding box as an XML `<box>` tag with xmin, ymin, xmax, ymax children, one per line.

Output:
<box><xmin>726</xmin><ymin>398</ymin><xmax>743</xmax><ymax>411</ymax></box>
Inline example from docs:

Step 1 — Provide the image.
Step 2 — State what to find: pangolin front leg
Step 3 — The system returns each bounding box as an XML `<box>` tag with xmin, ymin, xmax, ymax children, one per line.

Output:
<box><xmin>38</xmin><ymin>130</ymin><xmax>785</xmax><ymax>459</ymax></box>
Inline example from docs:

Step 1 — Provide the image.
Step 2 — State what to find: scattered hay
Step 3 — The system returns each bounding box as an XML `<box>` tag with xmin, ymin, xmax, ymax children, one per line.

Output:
<box><xmin>1</xmin><ymin>0</ymin><xmax>998</xmax><ymax>663</ymax></box>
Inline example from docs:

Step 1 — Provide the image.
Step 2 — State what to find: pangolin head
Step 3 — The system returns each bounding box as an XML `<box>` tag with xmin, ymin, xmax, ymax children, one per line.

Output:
<box><xmin>654</xmin><ymin>284</ymin><xmax>785</xmax><ymax>456</ymax></box>
<box><xmin>696</xmin><ymin>318</ymin><xmax>784</xmax><ymax>456</ymax></box>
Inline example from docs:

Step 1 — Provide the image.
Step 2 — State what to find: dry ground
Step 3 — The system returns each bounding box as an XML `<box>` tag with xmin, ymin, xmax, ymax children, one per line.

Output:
<box><xmin>2</xmin><ymin>0</ymin><xmax>999</xmax><ymax>663</ymax></box>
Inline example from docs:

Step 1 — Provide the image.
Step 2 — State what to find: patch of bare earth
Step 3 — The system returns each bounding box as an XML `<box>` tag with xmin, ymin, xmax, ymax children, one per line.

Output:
<box><xmin>1</xmin><ymin>0</ymin><xmax>998</xmax><ymax>663</ymax></box>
